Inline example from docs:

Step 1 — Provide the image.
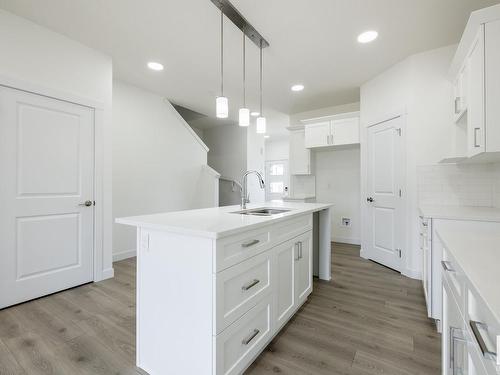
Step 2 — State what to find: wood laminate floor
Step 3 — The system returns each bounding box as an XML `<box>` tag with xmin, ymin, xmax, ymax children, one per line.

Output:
<box><xmin>0</xmin><ymin>243</ymin><xmax>440</xmax><ymax>375</ymax></box>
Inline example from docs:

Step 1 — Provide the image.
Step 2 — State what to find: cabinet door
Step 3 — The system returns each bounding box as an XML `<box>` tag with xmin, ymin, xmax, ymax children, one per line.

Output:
<box><xmin>275</xmin><ymin>240</ymin><xmax>297</xmax><ymax>329</ymax></box>
<box><xmin>332</xmin><ymin>117</ymin><xmax>360</xmax><ymax>145</ymax></box>
<box><xmin>467</xmin><ymin>25</ymin><xmax>485</xmax><ymax>157</ymax></box>
<box><xmin>442</xmin><ymin>281</ymin><xmax>468</xmax><ymax>375</ymax></box>
<box><xmin>304</xmin><ymin>121</ymin><xmax>330</xmax><ymax>148</ymax></box>
<box><xmin>289</xmin><ymin>130</ymin><xmax>311</xmax><ymax>175</ymax></box>
<box><xmin>294</xmin><ymin>232</ymin><xmax>313</xmax><ymax>305</ymax></box>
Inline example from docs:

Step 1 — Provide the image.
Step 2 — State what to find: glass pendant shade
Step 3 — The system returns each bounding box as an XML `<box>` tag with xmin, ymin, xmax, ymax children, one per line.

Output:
<box><xmin>216</xmin><ymin>96</ymin><xmax>228</xmax><ymax>118</ymax></box>
<box><xmin>238</xmin><ymin>108</ymin><xmax>250</xmax><ymax>127</ymax></box>
<box><xmin>256</xmin><ymin>116</ymin><xmax>266</xmax><ymax>134</ymax></box>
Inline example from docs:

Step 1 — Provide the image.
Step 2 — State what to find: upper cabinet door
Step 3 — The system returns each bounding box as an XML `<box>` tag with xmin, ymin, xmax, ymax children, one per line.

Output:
<box><xmin>467</xmin><ymin>24</ymin><xmax>485</xmax><ymax>157</ymax></box>
<box><xmin>304</xmin><ymin>121</ymin><xmax>330</xmax><ymax>148</ymax></box>
<box><xmin>331</xmin><ymin>117</ymin><xmax>360</xmax><ymax>145</ymax></box>
<box><xmin>289</xmin><ymin>129</ymin><xmax>311</xmax><ymax>175</ymax></box>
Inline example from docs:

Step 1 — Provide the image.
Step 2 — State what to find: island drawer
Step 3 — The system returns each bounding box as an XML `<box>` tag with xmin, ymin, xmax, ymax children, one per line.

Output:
<box><xmin>214</xmin><ymin>251</ymin><xmax>272</xmax><ymax>334</ymax></box>
<box><xmin>214</xmin><ymin>214</ymin><xmax>313</xmax><ymax>272</ymax></box>
<box><xmin>214</xmin><ymin>295</ymin><xmax>272</xmax><ymax>375</ymax></box>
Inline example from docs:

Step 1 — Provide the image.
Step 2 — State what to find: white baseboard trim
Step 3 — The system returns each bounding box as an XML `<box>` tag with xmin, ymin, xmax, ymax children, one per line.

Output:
<box><xmin>359</xmin><ymin>247</ymin><xmax>369</xmax><ymax>259</ymax></box>
<box><xmin>101</xmin><ymin>267</ymin><xmax>114</xmax><ymax>280</ymax></box>
<box><xmin>332</xmin><ymin>237</ymin><xmax>361</xmax><ymax>246</ymax></box>
<box><xmin>402</xmin><ymin>268</ymin><xmax>422</xmax><ymax>280</ymax></box>
<box><xmin>113</xmin><ymin>249</ymin><xmax>137</xmax><ymax>262</ymax></box>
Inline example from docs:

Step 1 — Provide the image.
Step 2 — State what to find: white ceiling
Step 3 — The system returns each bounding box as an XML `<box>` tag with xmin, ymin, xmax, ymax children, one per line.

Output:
<box><xmin>0</xmin><ymin>0</ymin><xmax>498</xmax><ymax>136</ymax></box>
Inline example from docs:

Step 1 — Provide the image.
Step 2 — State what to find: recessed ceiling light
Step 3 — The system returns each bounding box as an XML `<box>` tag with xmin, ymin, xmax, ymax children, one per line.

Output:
<box><xmin>250</xmin><ymin>111</ymin><xmax>260</xmax><ymax>117</ymax></box>
<box><xmin>264</xmin><ymin>135</ymin><xmax>270</xmax><ymax>138</ymax></box>
<box><xmin>357</xmin><ymin>30</ymin><xmax>378</xmax><ymax>44</ymax></box>
<box><xmin>291</xmin><ymin>84</ymin><xmax>304</xmax><ymax>92</ymax></box>
<box><xmin>147</xmin><ymin>61</ymin><xmax>164</xmax><ymax>71</ymax></box>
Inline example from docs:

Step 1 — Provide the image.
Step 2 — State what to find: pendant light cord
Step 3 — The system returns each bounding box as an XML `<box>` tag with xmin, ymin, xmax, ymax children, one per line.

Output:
<box><xmin>243</xmin><ymin>32</ymin><xmax>246</xmax><ymax>107</ymax></box>
<box><xmin>259</xmin><ymin>40</ymin><xmax>263</xmax><ymax>115</ymax></box>
<box><xmin>220</xmin><ymin>7</ymin><xmax>224</xmax><ymax>96</ymax></box>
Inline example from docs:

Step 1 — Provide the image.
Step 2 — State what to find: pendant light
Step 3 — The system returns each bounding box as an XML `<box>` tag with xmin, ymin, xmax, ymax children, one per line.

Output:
<box><xmin>238</xmin><ymin>32</ymin><xmax>250</xmax><ymax>127</ymax></box>
<box><xmin>216</xmin><ymin>7</ymin><xmax>228</xmax><ymax>119</ymax></box>
<box><xmin>256</xmin><ymin>41</ymin><xmax>266</xmax><ymax>134</ymax></box>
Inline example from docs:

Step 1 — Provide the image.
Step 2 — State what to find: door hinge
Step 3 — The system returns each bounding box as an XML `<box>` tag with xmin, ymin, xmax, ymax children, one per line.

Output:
<box><xmin>396</xmin><ymin>248</ymin><xmax>402</xmax><ymax>258</ymax></box>
<box><xmin>396</xmin><ymin>128</ymin><xmax>402</xmax><ymax>136</ymax></box>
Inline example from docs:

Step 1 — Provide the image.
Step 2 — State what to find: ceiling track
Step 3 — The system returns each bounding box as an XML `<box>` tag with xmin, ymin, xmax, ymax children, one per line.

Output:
<box><xmin>210</xmin><ymin>0</ymin><xmax>270</xmax><ymax>48</ymax></box>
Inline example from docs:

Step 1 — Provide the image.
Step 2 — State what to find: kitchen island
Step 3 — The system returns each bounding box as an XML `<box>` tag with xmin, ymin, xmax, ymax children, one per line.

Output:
<box><xmin>116</xmin><ymin>201</ymin><xmax>333</xmax><ymax>375</ymax></box>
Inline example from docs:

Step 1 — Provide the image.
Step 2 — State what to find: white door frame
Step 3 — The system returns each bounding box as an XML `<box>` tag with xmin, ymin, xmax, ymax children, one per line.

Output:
<box><xmin>264</xmin><ymin>159</ymin><xmax>290</xmax><ymax>201</ymax></box>
<box><xmin>361</xmin><ymin>113</ymin><xmax>407</xmax><ymax>274</ymax></box>
<box><xmin>0</xmin><ymin>74</ymin><xmax>111</xmax><ymax>282</ymax></box>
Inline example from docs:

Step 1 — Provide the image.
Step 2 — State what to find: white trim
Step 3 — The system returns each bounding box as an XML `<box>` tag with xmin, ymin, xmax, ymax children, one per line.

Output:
<box><xmin>163</xmin><ymin>98</ymin><xmax>209</xmax><ymax>152</ymax></box>
<box><xmin>0</xmin><ymin>74</ymin><xmax>105</xmax><ymax>109</ymax></box>
<box><xmin>332</xmin><ymin>237</ymin><xmax>361</xmax><ymax>246</ymax></box>
<box><xmin>113</xmin><ymin>249</ymin><xmax>137</xmax><ymax>262</ymax></box>
<box><xmin>402</xmin><ymin>268</ymin><xmax>422</xmax><ymax>280</ymax></box>
<box><xmin>300</xmin><ymin>111</ymin><xmax>360</xmax><ymax>124</ymax></box>
<box><xmin>0</xmin><ymin>75</ymin><xmax>110</xmax><ymax>284</ymax></box>
<box><xmin>202</xmin><ymin>164</ymin><xmax>221</xmax><ymax>178</ymax></box>
<box><xmin>359</xmin><ymin>247</ymin><xmax>368</xmax><ymax>259</ymax></box>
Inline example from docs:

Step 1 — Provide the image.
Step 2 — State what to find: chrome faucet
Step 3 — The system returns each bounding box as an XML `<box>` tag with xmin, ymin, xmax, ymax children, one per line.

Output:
<box><xmin>240</xmin><ymin>170</ymin><xmax>265</xmax><ymax>209</ymax></box>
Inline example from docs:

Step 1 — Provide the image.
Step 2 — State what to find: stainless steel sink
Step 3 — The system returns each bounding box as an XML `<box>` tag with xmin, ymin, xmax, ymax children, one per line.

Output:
<box><xmin>231</xmin><ymin>207</ymin><xmax>291</xmax><ymax>216</ymax></box>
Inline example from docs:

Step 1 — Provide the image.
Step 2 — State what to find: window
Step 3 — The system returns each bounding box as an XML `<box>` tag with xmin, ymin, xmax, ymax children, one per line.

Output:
<box><xmin>270</xmin><ymin>182</ymin><xmax>284</xmax><ymax>193</ymax></box>
<box><xmin>270</xmin><ymin>164</ymin><xmax>284</xmax><ymax>176</ymax></box>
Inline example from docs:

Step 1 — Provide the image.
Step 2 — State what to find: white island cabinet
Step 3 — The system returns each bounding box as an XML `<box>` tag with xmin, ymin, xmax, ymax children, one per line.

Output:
<box><xmin>116</xmin><ymin>201</ymin><xmax>332</xmax><ymax>375</ymax></box>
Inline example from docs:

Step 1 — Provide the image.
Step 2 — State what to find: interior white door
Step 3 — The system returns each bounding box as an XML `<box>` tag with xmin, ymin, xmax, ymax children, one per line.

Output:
<box><xmin>265</xmin><ymin>160</ymin><xmax>289</xmax><ymax>201</ymax></box>
<box><xmin>304</xmin><ymin>121</ymin><xmax>330</xmax><ymax>148</ymax></box>
<box><xmin>0</xmin><ymin>86</ymin><xmax>94</xmax><ymax>309</ymax></box>
<box><xmin>365</xmin><ymin>116</ymin><xmax>404</xmax><ymax>272</ymax></box>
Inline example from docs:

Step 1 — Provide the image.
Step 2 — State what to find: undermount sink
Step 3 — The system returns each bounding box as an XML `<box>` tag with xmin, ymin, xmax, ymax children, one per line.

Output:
<box><xmin>231</xmin><ymin>207</ymin><xmax>292</xmax><ymax>216</ymax></box>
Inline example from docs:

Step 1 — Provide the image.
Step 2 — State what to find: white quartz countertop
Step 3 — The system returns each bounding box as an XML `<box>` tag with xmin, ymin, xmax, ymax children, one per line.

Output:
<box><xmin>436</xmin><ymin>220</ymin><xmax>500</xmax><ymax>323</ymax></box>
<box><xmin>116</xmin><ymin>201</ymin><xmax>333</xmax><ymax>239</ymax></box>
<box><xmin>419</xmin><ymin>205</ymin><xmax>500</xmax><ymax>222</ymax></box>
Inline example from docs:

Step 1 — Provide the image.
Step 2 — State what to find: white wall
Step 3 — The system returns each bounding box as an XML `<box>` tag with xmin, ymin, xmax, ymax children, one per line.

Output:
<box><xmin>112</xmin><ymin>80</ymin><xmax>209</xmax><ymax>258</ymax></box>
<box><xmin>315</xmin><ymin>147</ymin><xmax>361</xmax><ymax>244</ymax></box>
<box><xmin>360</xmin><ymin>44</ymin><xmax>457</xmax><ymax>278</ymax></box>
<box><xmin>265</xmin><ymin>138</ymin><xmax>289</xmax><ymax>161</ymax></box>
<box><xmin>247</xmin><ymin>124</ymin><xmax>266</xmax><ymax>204</ymax></box>
<box><xmin>0</xmin><ymin>9</ymin><xmax>114</xmax><ymax>279</ymax></box>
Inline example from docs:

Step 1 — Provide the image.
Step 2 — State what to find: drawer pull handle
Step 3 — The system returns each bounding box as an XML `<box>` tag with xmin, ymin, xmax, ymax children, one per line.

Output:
<box><xmin>470</xmin><ymin>321</ymin><xmax>497</xmax><ymax>361</ymax></box>
<box><xmin>242</xmin><ymin>329</ymin><xmax>260</xmax><ymax>345</ymax></box>
<box><xmin>242</xmin><ymin>279</ymin><xmax>260</xmax><ymax>291</ymax></box>
<box><xmin>441</xmin><ymin>261</ymin><xmax>455</xmax><ymax>273</ymax></box>
<box><xmin>241</xmin><ymin>239</ymin><xmax>260</xmax><ymax>248</ymax></box>
<box><xmin>298</xmin><ymin>241</ymin><xmax>303</xmax><ymax>259</ymax></box>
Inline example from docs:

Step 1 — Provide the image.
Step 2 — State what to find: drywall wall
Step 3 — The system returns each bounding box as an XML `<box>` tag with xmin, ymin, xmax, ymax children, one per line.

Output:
<box><xmin>360</xmin><ymin>44</ymin><xmax>457</xmax><ymax>279</ymax></box>
<box><xmin>247</xmin><ymin>124</ymin><xmax>266</xmax><ymax>204</ymax></box>
<box><xmin>203</xmin><ymin>124</ymin><xmax>247</xmax><ymax>206</ymax></box>
<box><xmin>112</xmin><ymin>80</ymin><xmax>210</xmax><ymax>259</ymax></box>
<box><xmin>315</xmin><ymin>147</ymin><xmax>361</xmax><ymax>244</ymax></box>
<box><xmin>265</xmin><ymin>138</ymin><xmax>289</xmax><ymax>161</ymax></box>
<box><xmin>0</xmin><ymin>9</ymin><xmax>113</xmax><ymax>279</ymax></box>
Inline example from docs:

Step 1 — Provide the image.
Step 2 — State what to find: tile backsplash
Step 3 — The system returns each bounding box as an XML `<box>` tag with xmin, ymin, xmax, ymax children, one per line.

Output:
<box><xmin>418</xmin><ymin>163</ymin><xmax>500</xmax><ymax>207</ymax></box>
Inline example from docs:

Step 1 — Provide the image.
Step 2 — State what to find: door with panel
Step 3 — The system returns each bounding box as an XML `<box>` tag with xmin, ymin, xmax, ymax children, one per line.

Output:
<box><xmin>365</xmin><ymin>116</ymin><xmax>405</xmax><ymax>272</ymax></box>
<box><xmin>467</xmin><ymin>24</ymin><xmax>485</xmax><ymax>157</ymax></box>
<box><xmin>294</xmin><ymin>231</ymin><xmax>313</xmax><ymax>305</ymax></box>
<box><xmin>304</xmin><ymin>121</ymin><xmax>330</xmax><ymax>148</ymax></box>
<box><xmin>0</xmin><ymin>86</ymin><xmax>95</xmax><ymax>309</ymax></box>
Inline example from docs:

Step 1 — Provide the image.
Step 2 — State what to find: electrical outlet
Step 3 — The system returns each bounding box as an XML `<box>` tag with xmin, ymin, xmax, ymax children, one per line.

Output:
<box><xmin>341</xmin><ymin>217</ymin><xmax>351</xmax><ymax>227</ymax></box>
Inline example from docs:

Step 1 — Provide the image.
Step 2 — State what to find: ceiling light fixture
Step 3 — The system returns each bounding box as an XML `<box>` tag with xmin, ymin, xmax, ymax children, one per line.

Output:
<box><xmin>251</xmin><ymin>111</ymin><xmax>260</xmax><ymax>117</ymax></box>
<box><xmin>216</xmin><ymin>7</ymin><xmax>228</xmax><ymax>119</ymax></box>
<box><xmin>238</xmin><ymin>32</ymin><xmax>250</xmax><ymax>127</ymax></box>
<box><xmin>147</xmin><ymin>62</ymin><xmax>164</xmax><ymax>71</ymax></box>
<box><xmin>256</xmin><ymin>41</ymin><xmax>266</xmax><ymax>134</ymax></box>
<box><xmin>357</xmin><ymin>30</ymin><xmax>378</xmax><ymax>44</ymax></box>
<box><xmin>291</xmin><ymin>84</ymin><xmax>304</xmax><ymax>92</ymax></box>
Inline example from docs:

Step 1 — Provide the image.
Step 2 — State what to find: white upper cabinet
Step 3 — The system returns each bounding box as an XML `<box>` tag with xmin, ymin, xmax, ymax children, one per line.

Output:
<box><xmin>447</xmin><ymin>5</ymin><xmax>500</xmax><ymax>162</ymax></box>
<box><xmin>303</xmin><ymin>112</ymin><xmax>360</xmax><ymax>149</ymax></box>
<box><xmin>304</xmin><ymin>121</ymin><xmax>330</xmax><ymax>148</ymax></box>
<box><xmin>288</xmin><ymin>128</ymin><xmax>311</xmax><ymax>175</ymax></box>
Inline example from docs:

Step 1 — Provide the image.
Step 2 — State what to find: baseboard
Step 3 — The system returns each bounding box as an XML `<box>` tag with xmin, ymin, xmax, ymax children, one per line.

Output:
<box><xmin>402</xmin><ymin>268</ymin><xmax>422</xmax><ymax>280</ymax></box>
<box><xmin>332</xmin><ymin>237</ymin><xmax>361</xmax><ymax>246</ymax></box>
<box><xmin>101</xmin><ymin>267</ymin><xmax>114</xmax><ymax>280</ymax></box>
<box><xmin>113</xmin><ymin>249</ymin><xmax>136</xmax><ymax>262</ymax></box>
<box><xmin>359</xmin><ymin>247</ymin><xmax>369</xmax><ymax>259</ymax></box>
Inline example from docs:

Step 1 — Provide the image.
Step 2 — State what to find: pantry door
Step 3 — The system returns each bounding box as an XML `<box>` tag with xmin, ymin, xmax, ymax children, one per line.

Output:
<box><xmin>0</xmin><ymin>85</ymin><xmax>95</xmax><ymax>309</ymax></box>
<box><xmin>365</xmin><ymin>116</ymin><xmax>405</xmax><ymax>272</ymax></box>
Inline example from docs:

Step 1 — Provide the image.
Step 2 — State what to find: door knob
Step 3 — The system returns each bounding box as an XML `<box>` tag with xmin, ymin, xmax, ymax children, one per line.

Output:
<box><xmin>79</xmin><ymin>200</ymin><xmax>93</xmax><ymax>207</ymax></box>
<box><xmin>366</xmin><ymin>197</ymin><xmax>374</xmax><ymax>203</ymax></box>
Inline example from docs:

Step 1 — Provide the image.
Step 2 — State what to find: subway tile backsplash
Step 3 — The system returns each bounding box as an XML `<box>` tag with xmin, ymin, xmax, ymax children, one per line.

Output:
<box><xmin>418</xmin><ymin>163</ymin><xmax>500</xmax><ymax>207</ymax></box>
